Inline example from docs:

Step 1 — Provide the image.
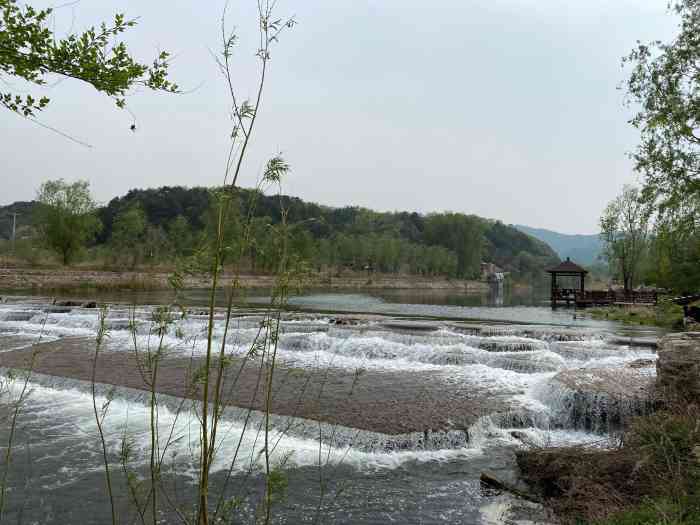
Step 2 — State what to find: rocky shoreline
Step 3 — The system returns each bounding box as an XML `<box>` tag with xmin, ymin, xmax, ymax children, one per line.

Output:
<box><xmin>0</xmin><ymin>267</ymin><xmax>490</xmax><ymax>292</ymax></box>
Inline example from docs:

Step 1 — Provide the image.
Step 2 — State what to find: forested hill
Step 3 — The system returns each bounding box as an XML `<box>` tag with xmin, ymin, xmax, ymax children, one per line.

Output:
<box><xmin>514</xmin><ymin>225</ymin><xmax>602</xmax><ymax>265</ymax></box>
<box><xmin>2</xmin><ymin>186</ymin><xmax>560</xmax><ymax>281</ymax></box>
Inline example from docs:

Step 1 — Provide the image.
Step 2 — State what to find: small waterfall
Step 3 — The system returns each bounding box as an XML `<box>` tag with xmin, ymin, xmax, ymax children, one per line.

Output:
<box><xmin>477</xmin><ymin>337</ymin><xmax>547</xmax><ymax>353</ymax></box>
<box><xmin>3</xmin><ymin>372</ymin><xmax>479</xmax><ymax>466</ymax></box>
<box><xmin>488</xmin><ymin>272</ymin><xmax>505</xmax><ymax>307</ymax></box>
<box><xmin>478</xmin><ymin>326</ymin><xmax>517</xmax><ymax>337</ymax></box>
<box><xmin>0</xmin><ymin>298</ymin><xmax>661</xmax><ymax>449</ymax></box>
<box><xmin>0</xmin><ymin>311</ymin><xmax>36</xmax><ymax>322</ymax></box>
<box><xmin>533</xmin><ymin>369</ymin><xmax>656</xmax><ymax>433</ymax></box>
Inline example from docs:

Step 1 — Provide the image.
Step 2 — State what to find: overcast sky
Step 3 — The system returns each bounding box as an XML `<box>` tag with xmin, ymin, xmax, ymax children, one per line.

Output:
<box><xmin>1</xmin><ymin>1</ymin><xmax>678</xmax><ymax>234</ymax></box>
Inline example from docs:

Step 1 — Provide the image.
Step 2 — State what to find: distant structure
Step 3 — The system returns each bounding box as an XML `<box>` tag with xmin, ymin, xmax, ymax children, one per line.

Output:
<box><xmin>547</xmin><ymin>257</ymin><xmax>587</xmax><ymax>307</ymax></box>
<box><xmin>547</xmin><ymin>257</ymin><xmax>658</xmax><ymax>307</ymax></box>
<box><xmin>480</xmin><ymin>262</ymin><xmax>504</xmax><ymax>281</ymax></box>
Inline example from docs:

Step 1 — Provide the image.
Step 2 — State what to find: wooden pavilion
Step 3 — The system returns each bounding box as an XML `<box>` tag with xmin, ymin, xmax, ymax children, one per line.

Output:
<box><xmin>547</xmin><ymin>258</ymin><xmax>587</xmax><ymax>307</ymax></box>
<box><xmin>547</xmin><ymin>257</ymin><xmax>658</xmax><ymax>307</ymax></box>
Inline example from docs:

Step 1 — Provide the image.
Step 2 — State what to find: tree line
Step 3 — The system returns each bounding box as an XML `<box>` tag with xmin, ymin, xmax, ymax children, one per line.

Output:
<box><xmin>6</xmin><ymin>180</ymin><xmax>560</xmax><ymax>282</ymax></box>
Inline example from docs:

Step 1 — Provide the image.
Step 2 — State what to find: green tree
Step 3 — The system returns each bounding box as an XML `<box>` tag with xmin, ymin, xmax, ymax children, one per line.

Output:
<box><xmin>624</xmin><ymin>0</ymin><xmax>700</xmax><ymax>214</ymax></box>
<box><xmin>599</xmin><ymin>185</ymin><xmax>650</xmax><ymax>293</ymax></box>
<box><xmin>143</xmin><ymin>224</ymin><xmax>169</xmax><ymax>263</ymax></box>
<box><xmin>623</xmin><ymin>0</ymin><xmax>700</xmax><ymax>293</ymax></box>
<box><xmin>646</xmin><ymin>198</ymin><xmax>700</xmax><ymax>292</ymax></box>
<box><xmin>34</xmin><ymin>179</ymin><xmax>102</xmax><ymax>265</ymax></box>
<box><xmin>289</xmin><ymin>228</ymin><xmax>316</xmax><ymax>263</ymax></box>
<box><xmin>424</xmin><ymin>213</ymin><xmax>483</xmax><ymax>278</ymax></box>
<box><xmin>0</xmin><ymin>0</ymin><xmax>177</xmax><ymax>117</ymax></box>
<box><xmin>199</xmin><ymin>190</ymin><xmax>243</xmax><ymax>266</ymax></box>
<box><xmin>168</xmin><ymin>215</ymin><xmax>193</xmax><ymax>257</ymax></box>
<box><xmin>110</xmin><ymin>203</ymin><xmax>146</xmax><ymax>268</ymax></box>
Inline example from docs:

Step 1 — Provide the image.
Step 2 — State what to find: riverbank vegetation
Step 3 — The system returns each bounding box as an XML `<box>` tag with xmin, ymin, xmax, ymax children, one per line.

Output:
<box><xmin>0</xmin><ymin>185</ymin><xmax>559</xmax><ymax>285</ymax></box>
<box><xmin>598</xmin><ymin>0</ymin><xmax>700</xmax><ymax>298</ymax></box>
<box><xmin>521</xmin><ymin>3</ymin><xmax>700</xmax><ymax>523</ymax></box>
<box><xmin>587</xmin><ymin>301</ymin><xmax>685</xmax><ymax>329</ymax></box>
<box><xmin>517</xmin><ymin>405</ymin><xmax>700</xmax><ymax>524</ymax></box>
<box><xmin>590</xmin><ymin>0</ymin><xmax>700</xmax><ymax>330</ymax></box>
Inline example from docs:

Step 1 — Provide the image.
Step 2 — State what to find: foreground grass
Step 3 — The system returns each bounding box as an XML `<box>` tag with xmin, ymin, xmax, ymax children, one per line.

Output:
<box><xmin>588</xmin><ymin>300</ymin><xmax>685</xmax><ymax>329</ymax></box>
<box><xmin>517</xmin><ymin>408</ymin><xmax>700</xmax><ymax>524</ymax></box>
<box><xmin>598</xmin><ymin>497</ymin><xmax>700</xmax><ymax>525</ymax></box>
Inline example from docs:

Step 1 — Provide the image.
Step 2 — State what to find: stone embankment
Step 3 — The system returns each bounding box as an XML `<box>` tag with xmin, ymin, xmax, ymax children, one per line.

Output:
<box><xmin>0</xmin><ymin>267</ymin><xmax>489</xmax><ymax>292</ymax></box>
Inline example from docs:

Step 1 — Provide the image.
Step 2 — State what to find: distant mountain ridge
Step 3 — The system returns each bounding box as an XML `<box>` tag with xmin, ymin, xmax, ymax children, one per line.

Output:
<box><xmin>514</xmin><ymin>224</ymin><xmax>602</xmax><ymax>266</ymax></box>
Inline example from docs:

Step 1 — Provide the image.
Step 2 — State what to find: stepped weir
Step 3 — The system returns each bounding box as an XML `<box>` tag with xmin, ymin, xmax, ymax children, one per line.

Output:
<box><xmin>0</xmin><ymin>295</ymin><xmax>677</xmax><ymax>524</ymax></box>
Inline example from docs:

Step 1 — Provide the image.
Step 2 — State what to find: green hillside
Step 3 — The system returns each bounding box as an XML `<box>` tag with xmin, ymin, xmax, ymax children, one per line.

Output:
<box><xmin>1</xmin><ymin>187</ymin><xmax>560</xmax><ymax>281</ymax></box>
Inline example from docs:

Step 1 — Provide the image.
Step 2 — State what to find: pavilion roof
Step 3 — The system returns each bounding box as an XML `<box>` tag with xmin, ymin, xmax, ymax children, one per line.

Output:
<box><xmin>546</xmin><ymin>257</ymin><xmax>588</xmax><ymax>274</ymax></box>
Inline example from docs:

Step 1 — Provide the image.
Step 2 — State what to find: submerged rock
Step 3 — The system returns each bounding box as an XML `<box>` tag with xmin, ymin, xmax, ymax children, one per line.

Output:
<box><xmin>478</xmin><ymin>338</ymin><xmax>546</xmax><ymax>353</ymax></box>
<box><xmin>626</xmin><ymin>358</ymin><xmax>656</xmax><ymax>369</ymax></box>
<box><xmin>43</xmin><ymin>306</ymin><xmax>72</xmax><ymax>314</ymax></box>
<box><xmin>53</xmin><ymin>300</ymin><xmax>83</xmax><ymax>307</ymax></box>
<box><xmin>380</xmin><ymin>320</ymin><xmax>439</xmax><ymax>332</ymax></box>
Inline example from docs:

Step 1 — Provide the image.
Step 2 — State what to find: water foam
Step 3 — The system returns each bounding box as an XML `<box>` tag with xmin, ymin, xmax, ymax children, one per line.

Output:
<box><xmin>1</xmin><ymin>373</ymin><xmax>483</xmax><ymax>487</ymax></box>
<box><xmin>0</xmin><ymin>300</ymin><xmax>659</xmax><ymax>443</ymax></box>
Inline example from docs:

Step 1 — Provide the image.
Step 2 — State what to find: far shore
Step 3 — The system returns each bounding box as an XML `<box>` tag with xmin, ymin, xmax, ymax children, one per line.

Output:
<box><xmin>0</xmin><ymin>266</ymin><xmax>493</xmax><ymax>293</ymax></box>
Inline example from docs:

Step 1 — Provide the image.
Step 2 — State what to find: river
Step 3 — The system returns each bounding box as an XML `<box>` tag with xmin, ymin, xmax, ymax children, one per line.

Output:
<box><xmin>0</xmin><ymin>289</ymin><xmax>662</xmax><ymax>524</ymax></box>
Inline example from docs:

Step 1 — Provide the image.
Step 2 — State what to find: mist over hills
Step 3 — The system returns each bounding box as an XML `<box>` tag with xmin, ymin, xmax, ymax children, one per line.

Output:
<box><xmin>514</xmin><ymin>224</ymin><xmax>602</xmax><ymax>266</ymax></box>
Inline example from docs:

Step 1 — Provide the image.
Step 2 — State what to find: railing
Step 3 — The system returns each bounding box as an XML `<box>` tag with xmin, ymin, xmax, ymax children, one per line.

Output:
<box><xmin>571</xmin><ymin>290</ymin><xmax>658</xmax><ymax>305</ymax></box>
<box><xmin>551</xmin><ymin>288</ymin><xmax>578</xmax><ymax>302</ymax></box>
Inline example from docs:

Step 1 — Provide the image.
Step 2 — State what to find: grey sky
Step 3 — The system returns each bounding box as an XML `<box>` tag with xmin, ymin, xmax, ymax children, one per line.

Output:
<box><xmin>1</xmin><ymin>1</ymin><xmax>678</xmax><ymax>234</ymax></box>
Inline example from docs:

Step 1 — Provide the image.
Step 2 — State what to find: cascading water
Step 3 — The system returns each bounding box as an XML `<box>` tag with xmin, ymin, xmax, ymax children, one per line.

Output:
<box><xmin>0</xmin><ymin>297</ymin><xmax>661</xmax><ymax>523</ymax></box>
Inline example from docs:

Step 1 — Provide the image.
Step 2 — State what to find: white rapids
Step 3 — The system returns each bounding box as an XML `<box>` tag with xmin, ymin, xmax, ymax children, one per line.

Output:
<box><xmin>0</xmin><ymin>299</ymin><xmax>658</xmax><ymax>477</ymax></box>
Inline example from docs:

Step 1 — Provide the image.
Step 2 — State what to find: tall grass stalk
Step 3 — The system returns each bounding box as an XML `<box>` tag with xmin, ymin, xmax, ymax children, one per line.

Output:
<box><xmin>91</xmin><ymin>306</ymin><xmax>117</xmax><ymax>525</ymax></box>
<box><xmin>195</xmin><ymin>3</ymin><xmax>295</xmax><ymax>523</ymax></box>
<box><xmin>83</xmin><ymin>3</ymin><xmax>328</xmax><ymax>523</ymax></box>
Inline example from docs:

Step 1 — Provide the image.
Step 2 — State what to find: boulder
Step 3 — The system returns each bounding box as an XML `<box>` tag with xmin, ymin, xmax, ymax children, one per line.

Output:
<box><xmin>626</xmin><ymin>358</ymin><xmax>656</xmax><ymax>369</ymax></box>
<box><xmin>53</xmin><ymin>300</ymin><xmax>82</xmax><ymax>307</ymax></box>
<box><xmin>656</xmin><ymin>332</ymin><xmax>700</xmax><ymax>404</ymax></box>
<box><xmin>43</xmin><ymin>306</ymin><xmax>71</xmax><ymax>313</ymax></box>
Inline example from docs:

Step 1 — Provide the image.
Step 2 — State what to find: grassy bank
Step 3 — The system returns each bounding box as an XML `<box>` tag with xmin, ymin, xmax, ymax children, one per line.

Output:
<box><xmin>587</xmin><ymin>300</ymin><xmax>685</xmax><ymax>329</ymax></box>
<box><xmin>517</xmin><ymin>407</ymin><xmax>700</xmax><ymax>524</ymax></box>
